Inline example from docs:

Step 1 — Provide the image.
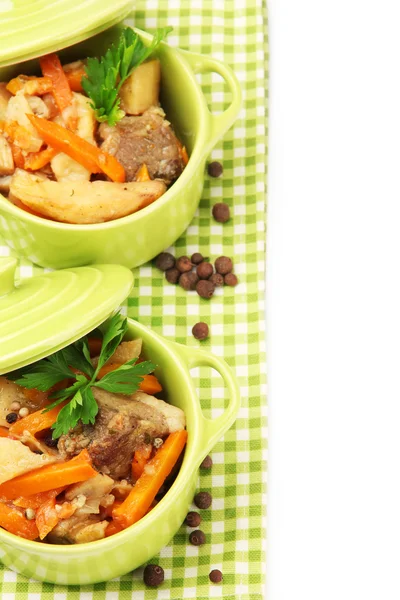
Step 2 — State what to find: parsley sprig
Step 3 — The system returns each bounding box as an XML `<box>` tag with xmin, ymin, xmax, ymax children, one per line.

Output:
<box><xmin>82</xmin><ymin>26</ymin><xmax>172</xmax><ymax>126</ymax></box>
<box><xmin>8</xmin><ymin>313</ymin><xmax>155</xmax><ymax>439</ymax></box>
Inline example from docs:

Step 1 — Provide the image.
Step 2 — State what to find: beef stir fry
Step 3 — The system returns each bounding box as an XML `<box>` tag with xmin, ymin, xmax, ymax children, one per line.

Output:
<box><xmin>0</xmin><ymin>27</ymin><xmax>187</xmax><ymax>224</ymax></box>
<box><xmin>0</xmin><ymin>315</ymin><xmax>187</xmax><ymax>543</ymax></box>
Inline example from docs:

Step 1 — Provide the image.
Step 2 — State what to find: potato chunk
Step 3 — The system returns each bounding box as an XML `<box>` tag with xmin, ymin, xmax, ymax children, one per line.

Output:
<box><xmin>0</xmin><ymin>134</ymin><xmax>14</xmax><ymax>176</ymax></box>
<box><xmin>0</xmin><ymin>83</ymin><xmax>11</xmax><ymax>120</ymax></box>
<box><xmin>119</xmin><ymin>59</ymin><xmax>161</xmax><ymax>115</ymax></box>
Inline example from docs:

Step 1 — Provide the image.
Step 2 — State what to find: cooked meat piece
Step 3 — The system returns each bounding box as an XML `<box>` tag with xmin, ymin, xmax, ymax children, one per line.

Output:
<box><xmin>58</xmin><ymin>388</ymin><xmax>170</xmax><ymax>479</ymax></box>
<box><xmin>47</xmin><ymin>514</ymin><xmax>108</xmax><ymax>544</ymax></box>
<box><xmin>133</xmin><ymin>391</ymin><xmax>186</xmax><ymax>432</ymax></box>
<box><xmin>65</xmin><ymin>473</ymin><xmax>114</xmax><ymax>515</ymax></box>
<box><xmin>99</xmin><ymin>107</ymin><xmax>185</xmax><ymax>185</ymax></box>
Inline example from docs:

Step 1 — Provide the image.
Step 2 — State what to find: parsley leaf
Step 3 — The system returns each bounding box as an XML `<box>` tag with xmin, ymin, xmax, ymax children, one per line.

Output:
<box><xmin>6</xmin><ymin>312</ymin><xmax>158</xmax><ymax>439</ymax></box>
<box><xmin>82</xmin><ymin>26</ymin><xmax>172</xmax><ymax>126</ymax></box>
<box><xmin>94</xmin><ymin>358</ymin><xmax>155</xmax><ymax>394</ymax></box>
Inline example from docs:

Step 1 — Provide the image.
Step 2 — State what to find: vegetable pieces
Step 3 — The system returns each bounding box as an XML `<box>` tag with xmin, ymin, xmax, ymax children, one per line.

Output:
<box><xmin>0</xmin><ymin>449</ymin><xmax>96</xmax><ymax>501</ymax></box>
<box><xmin>35</xmin><ymin>496</ymin><xmax>60</xmax><ymax>539</ymax></box>
<box><xmin>8</xmin><ymin>403</ymin><xmax>65</xmax><ymax>437</ymax></box>
<box><xmin>131</xmin><ymin>444</ymin><xmax>153</xmax><ymax>481</ymax></box>
<box><xmin>8</xmin><ymin>313</ymin><xmax>156</xmax><ymax>438</ymax></box>
<box><xmin>0</xmin><ymin>502</ymin><xmax>39</xmax><ymax>540</ymax></box>
<box><xmin>113</xmin><ymin>430</ymin><xmax>188</xmax><ymax>528</ymax></box>
<box><xmin>27</xmin><ymin>114</ymin><xmax>126</xmax><ymax>183</ymax></box>
<box><xmin>82</xmin><ymin>27</ymin><xmax>172</xmax><ymax>126</ymax></box>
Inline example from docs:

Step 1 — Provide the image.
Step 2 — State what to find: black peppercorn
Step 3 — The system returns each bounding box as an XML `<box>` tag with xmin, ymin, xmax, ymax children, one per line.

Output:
<box><xmin>176</xmin><ymin>256</ymin><xmax>192</xmax><ymax>273</ymax></box>
<box><xmin>191</xmin><ymin>252</ymin><xmax>204</xmax><ymax>265</ymax></box>
<box><xmin>196</xmin><ymin>280</ymin><xmax>215</xmax><ymax>299</ymax></box>
<box><xmin>212</xmin><ymin>202</ymin><xmax>230</xmax><ymax>223</ymax></box>
<box><xmin>185</xmin><ymin>511</ymin><xmax>202</xmax><ymax>527</ymax></box>
<box><xmin>43</xmin><ymin>434</ymin><xmax>58</xmax><ymax>448</ymax></box>
<box><xmin>197</xmin><ymin>262</ymin><xmax>213</xmax><ymax>280</ymax></box>
<box><xmin>215</xmin><ymin>256</ymin><xmax>233</xmax><ymax>275</ymax></box>
<box><xmin>155</xmin><ymin>252</ymin><xmax>175</xmax><ymax>271</ymax></box>
<box><xmin>224</xmin><ymin>273</ymin><xmax>238</xmax><ymax>287</ymax></box>
<box><xmin>189</xmin><ymin>529</ymin><xmax>206</xmax><ymax>546</ymax></box>
<box><xmin>200</xmin><ymin>455</ymin><xmax>213</xmax><ymax>469</ymax></box>
<box><xmin>165</xmin><ymin>267</ymin><xmax>180</xmax><ymax>284</ymax></box>
<box><xmin>194</xmin><ymin>491</ymin><xmax>212</xmax><ymax>509</ymax></box>
<box><xmin>5</xmin><ymin>412</ymin><xmax>18</xmax><ymax>424</ymax></box>
<box><xmin>207</xmin><ymin>161</ymin><xmax>223</xmax><ymax>178</ymax></box>
<box><xmin>209</xmin><ymin>569</ymin><xmax>223</xmax><ymax>583</ymax></box>
<box><xmin>143</xmin><ymin>564</ymin><xmax>164</xmax><ymax>587</ymax></box>
<box><xmin>192</xmin><ymin>322</ymin><xmax>209</xmax><ymax>340</ymax></box>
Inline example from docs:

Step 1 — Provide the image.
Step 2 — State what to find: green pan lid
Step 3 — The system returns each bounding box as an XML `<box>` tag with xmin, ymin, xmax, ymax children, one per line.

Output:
<box><xmin>0</xmin><ymin>257</ymin><xmax>134</xmax><ymax>375</ymax></box>
<box><xmin>0</xmin><ymin>0</ymin><xmax>133</xmax><ymax>69</ymax></box>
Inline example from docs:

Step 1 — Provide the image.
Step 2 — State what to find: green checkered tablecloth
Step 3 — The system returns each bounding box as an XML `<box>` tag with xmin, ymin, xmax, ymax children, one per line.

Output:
<box><xmin>0</xmin><ymin>0</ymin><xmax>268</xmax><ymax>598</ymax></box>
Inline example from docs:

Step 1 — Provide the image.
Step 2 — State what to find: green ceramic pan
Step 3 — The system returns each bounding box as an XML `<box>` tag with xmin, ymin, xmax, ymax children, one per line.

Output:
<box><xmin>0</xmin><ymin>318</ymin><xmax>240</xmax><ymax>584</ymax></box>
<box><xmin>0</xmin><ymin>259</ymin><xmax>241</xmax><ymax>584</ymax></box>
<box><xmin>0</xmin><ymin>25</ymin><xmax>242</xmax><ymax>269</ymax></box>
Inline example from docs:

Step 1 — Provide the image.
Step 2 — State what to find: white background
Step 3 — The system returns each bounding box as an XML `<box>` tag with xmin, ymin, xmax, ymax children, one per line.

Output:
<box><xmin>266</xmin><ymin>0</ymin><xmax>400</xmax><ymax>598</ymax></box>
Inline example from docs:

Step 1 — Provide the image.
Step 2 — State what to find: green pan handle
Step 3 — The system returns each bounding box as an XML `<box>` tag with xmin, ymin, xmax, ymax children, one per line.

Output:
<box><xmin>180</xmin><ymin>49</ymin><xmax>242</xmax><ymax>154</ymax></box>
<box><xmin>172</xmin><ymin>343</ymin><xmax>241</xmax><ymax>459</ymax></box>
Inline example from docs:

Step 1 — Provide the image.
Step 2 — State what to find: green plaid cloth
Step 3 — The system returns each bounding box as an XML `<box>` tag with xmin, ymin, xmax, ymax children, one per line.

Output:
<box><xmin>0</xmin><ymin>0</ymin><xmax>268</xmax><ymax>598</ymax></box>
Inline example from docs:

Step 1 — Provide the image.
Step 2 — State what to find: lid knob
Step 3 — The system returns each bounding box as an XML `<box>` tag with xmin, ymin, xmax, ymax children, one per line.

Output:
<box><xmin>0</xmin><ymin>257</ymin><xmax>17</xmax><ymax>297</ymax></box>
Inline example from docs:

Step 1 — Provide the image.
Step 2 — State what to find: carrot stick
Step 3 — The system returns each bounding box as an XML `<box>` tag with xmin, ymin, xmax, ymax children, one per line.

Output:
<box><xmin>35</xmin><ymin>496</ymin><xmax>60</xmax><ymax>539</ymax></box>
<box><xmin>0</xmin><ymin>502</ymin><xmax>39</xmax><ymax>539</ymax></box>
<box><xmin>0</xmin><ymin>428</ymin><xmax>9</xmax><ymax>438</ymax></box>
<box><xmin>105</xmin><ymin>520</ymin><xmax>123</xmax><ymax>537</ymax></box>
<box><xmin>135</xmin><ymin>163</ymin><xmax>151</xmax><ymax>182</ymax></box>
<box><xmin>6</xmin><ymin>75</ymin><xmax>52</xmax><ymax>96</ymax></box>
<box><xmin>131</xmin><ymin>444</ymin><xmax>153</xmax><ymax>481</ymax></box>
<box><xmin>9</xmin><ymin>402</ymin><xmax>66</xmax><ymax>437</ymax></box>
<box><xmin>13</xmin><ymin>487</ymin><xmax>66</xmax><ymax>510</ymax></box>
<box><xmin>27</xmin><ymin>114</ymin><xmax>126</xmax><ymax>183</ymax></box>
<box><xmin>113</xmin><ymin>430</ymin><xmax>188</xmax><ymax>528</ymax></box>
<box><xmin>0</xmin><ymin>449</ymin><xmax>96</xmax><ymax>501</ymax></box>
<box><xmin>10</xmin><ymin>144</ymin><xmax>25</xmax><ymax>168</ymax></box>
<box><xmin>64</xmin><ymin>65</ymin><xmax>86</xmax><ymax>93</ymax></box>
<box><xmin>40</xmin><ymin>54</ymin><xmax>73</xmax><ymax>113</ymax></box>
<box><xmin>24</xmin><ymin>146</ymin><xmax>57</xmax><ymax>171</ymax></box>
<box><xmin>139</xmin><ymin>374</ymin><xmax>162</xmax><ymax>395</ymax></box>
<box><xmin>21</xmin><ymin>387</ymin><xmax>50</xmax><ymax>410</ymax></box>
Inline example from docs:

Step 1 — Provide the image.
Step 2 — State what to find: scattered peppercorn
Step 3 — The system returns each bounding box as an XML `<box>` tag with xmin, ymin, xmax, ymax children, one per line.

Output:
<box><xmin>155</xmin><ymin>252</ymin><xmax>175</xmax><ymax>271</ymax></box>
<box><xmin>209</xmin><ymin>273</ymin><xmax>224</xmax><ymax>287</ymax></box>
<box><xmin>9</xmin><ymin>401</ymin><xmax>20</xmax><ymax>411</ymax></box>
<box><xmin>196</xmin><ymin>280</ymin><xmax>215</xmax><ymax>299</ymax></box>
<box><xmin>176</xmin><ymin>256</ymin><xmax>192</xmax><ymax>273</ymax></box>
<box><xmin>194</xmin><ymin>491</ymin><xmax>212</xmax><ymax>509</ymax></box>
<box><xmin>209</xmin><ymin>569</ymin><xmax>223</xmax><ymax>583</ymax></box>
<box><xmin>189</xmin><ymin>529</ymin><xmax>206</xmax><ymax>546</ymax></box>
<box><xmin>197</xmin><ymin>261</ymin><xmax>213</xmax><ymax>280</ymax></box>
<box><xmin>43</xmin><ymin>435</ymin><xmax>58</xmax><ymax>449</ymax></box>
<box><xmin>185</xmin><ymin>511</ymin><xmax>202</xmax><ymax>527</ymax></box>
<box><xmin>224</xmin><ymin>273</ymin><xmax>238</xmax><ymax>286</ymax></box>
<box><xmin>207</xmin><ymin>161</ymin><xmax>223</xmax><ymax>178</ymax></box>
<box><xmin>192</xmin><ymin>322</ymin><xmax>209</xmax><ymax>340</ymax></box>
<box><xmin>212</xmin><ymin>202</ymin><xmax>230</xmax><ymax>223</ymax></box>
<box><xmin>179</xmin><ymin>271</ymin><xmax>198</xmax><ymax>291</ymax></box>
<box><xmin>200</xmin><ymin>455</ymin><xmax>213</xmax><ymax>469</ymax></box>
<box><xmin>191</xmin><ymin>252</ymin><xmax>204</xmax><ymax>265</ymax></box>
<box><xmin>18</xmin><ymin>407</ymin><xmax>29</xmax><ymax>418</ymax></box>
<box><xmin>215</xmin><ymin>256</ymin><xmax>233</xmax><ymax>275</ymax></box>
<box><xmin>6</xmin><ymin>412</ymin><xmax>18</xmax><ymax>424</ymax></box>
<box><xmin>143</xmin><ymin>564</ymin><xmax>164</xmax><ymax>587</ymax></box>
<box><xmin>25</xmin><ymin>508</ymin><xmax>36</xmax><ymax>521</ymax></box>
<box><xmin>165</xmin><ymin>267</ymin><xmax>180</xmax><ymax>284</ymax></box>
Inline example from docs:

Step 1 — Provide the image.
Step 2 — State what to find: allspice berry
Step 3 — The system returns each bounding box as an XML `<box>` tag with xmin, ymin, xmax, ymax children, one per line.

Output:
<box><xmin>165</xmin><ymin>268</ymin><xmax>180</xmax><ymax>284</ymax></box>
<box><xmin>207</xmin><ymin>161</ymin><xmax>223</xmax><ymax>178</ymax></box>
<box><xmin>179</xmin><ymin>271</ymin><xmax>199</xmax><ymax>291</ymax></box>
<box><xmin>192</xmin><ymin>322</ymin><xmax>209</xmax><ymax>340</ymax></box>
<box><xmin>224</xmin><ymin>273</ymin><xmax>238</xmax><ymax>286</ymax></box>
<box><xmin>189</xmin><ymin>529</ymin><xmax>206</xmax><ymax>546</ymax></box>
<box><xmin>196</xmin><ymin>280</ymin><xmax>215</xmax><ymax>299</ymax></box>
<box><xmin>209</xmin><ymin>273</ymin><xmax>224</xmax><ymax>287</ymax></box>
<box><xmin>200</xmin><ymin>455</ymin><xmax>213</xmax><ymax>469</ymax></box>
<box><xmin>185</xmin><ymin>511</ymin><xmax>202</xmax><ymax>527</ymax></box>
<box><xmin>215</xmin><ymin>256</ymin><xmax>233</xmax><ymax>275</ymax></box>
<box><xmin>176</xmin><ymin>256</ymin><xmax>192</xmax><ymax>273</ymax></box>
<box><xmin>194</xmin><ymin>491</ymin><xmax>212</xmax><ymax>509</ymax></box>
<box><xmin>191</xmin><ymin>252</ymin><xmax>204</xmax><ymax>265</ymax></box>
<box><xmin>212</xmin><ymin>202</ymin><xmax>230</xmax><ymax>223</ymax></box>
<box><xmin>143</xmin><ymin>564</ymin><xmax>164</xmax><ymax>587</ymax></box>
<box><xmin>155</xmin><ymin>252</ymin><xmax>175</xmax><ymax>271</ymax></box>
<box><xmin>209</xmin><ymin>569</ymin><xmax>223</xmax><ymax>583</ymax></box>
<box><xmin>197</xmin><ymin>262</ymin><xmax>213</xmax><ymax>280</ymax></box>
